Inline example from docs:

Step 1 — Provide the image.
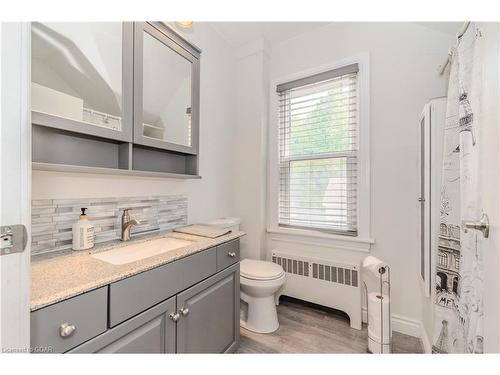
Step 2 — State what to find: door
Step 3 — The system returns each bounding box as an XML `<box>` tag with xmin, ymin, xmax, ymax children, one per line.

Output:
<box><xmin>0</xmin><ymin>23</ymin><xmax>31</xmax><ymax>352</ymax></box>
<box><xmin>479</xmin><ymin>22</ymin><xmax>500</xmax><ymax>353</ymax></box>
<box><xmin>133</xmin><ymin>22</ymin><xmax>200</xmax><ymax>154</ymax></box>
<box><xmin>176</xmin><ymin>264</ymin><xmax>239</xmax><ymax>353</ymax></box>
<box><xmin>30</xmin><ymin>22</ymin><xmax>134</xmax><ymax>142</ymax></box>
<box><xmin>69</xmin><ymin>296</ymin><xmax>176</xmax><ymax>353</ymax></box>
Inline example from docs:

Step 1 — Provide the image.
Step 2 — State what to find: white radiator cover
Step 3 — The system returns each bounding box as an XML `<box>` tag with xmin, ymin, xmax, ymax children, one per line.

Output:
<box><xmin>272</xmin><ymin>250</ymin><xmax>362</xmax><ymax>330</ymax></box>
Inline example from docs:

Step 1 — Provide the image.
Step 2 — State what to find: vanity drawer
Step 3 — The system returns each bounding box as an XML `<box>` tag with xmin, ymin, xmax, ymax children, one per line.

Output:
<box><xmin>31</xmin><ymin>287</ymin><xmax>108</xmax><ymax>353</ymax></box>
<box><xmin>216</xmin><ymin>239</ymin><xmax>240</xmax><ymax>271</ymax></box>
<box><xmin>109</xmin><ymin>246</ymin><xmax>217</xmax><ymax>327</ymax></box>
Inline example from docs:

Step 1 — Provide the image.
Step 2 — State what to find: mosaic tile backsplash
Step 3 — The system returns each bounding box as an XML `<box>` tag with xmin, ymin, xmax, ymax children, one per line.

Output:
<box><xmin>31</xmin><ymin>195</ymin><xmax>188</xmax><ymax>255</ymax></box>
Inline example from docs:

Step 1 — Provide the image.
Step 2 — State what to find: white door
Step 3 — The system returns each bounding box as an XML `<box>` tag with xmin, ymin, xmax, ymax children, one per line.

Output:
<box><xmin>0</xmin><ymin>22</ymin><xmax>31</xmax><ymax>352</ymax></box>
<box><xmin>480</xmin><ymin>22</ymin><xmax>500</xmax><ymax>353</ymax></box>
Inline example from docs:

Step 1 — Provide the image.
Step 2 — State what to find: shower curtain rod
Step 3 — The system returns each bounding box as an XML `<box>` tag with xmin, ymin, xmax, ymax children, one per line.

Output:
<box><xmin>438</xmin><ymin>21</ymin><xmax>471</xmax><ymax>75</ymax></box>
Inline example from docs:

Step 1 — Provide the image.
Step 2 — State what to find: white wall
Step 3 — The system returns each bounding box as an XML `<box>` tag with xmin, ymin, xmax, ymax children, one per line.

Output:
<box><xmin>236</xmin><ymin>23</ymin><xmax>455</xmax><ymax>328</ymax></box>
<box><xmin>32</xmin><ymin>23</ymin><xmax>238</xmax><ymax>225</ymax></box>
<box><xmin>233</xmin><ymin>40</ymin><xmax>270</xmax><ymax>260</ymax></box>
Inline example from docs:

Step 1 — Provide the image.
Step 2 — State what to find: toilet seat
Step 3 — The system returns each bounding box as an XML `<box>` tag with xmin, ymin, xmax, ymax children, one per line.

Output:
<box><xmin>240</xmin><ymin>259</ymin><xmax>284</xmax><ymax>281</ymax></box>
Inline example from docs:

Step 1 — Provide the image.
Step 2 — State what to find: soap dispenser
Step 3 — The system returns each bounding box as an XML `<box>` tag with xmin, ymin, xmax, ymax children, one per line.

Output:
<box><xmin>72</xmin><ymin>208</ymin><xmax>95</xmax><ymax>250</ymax></box>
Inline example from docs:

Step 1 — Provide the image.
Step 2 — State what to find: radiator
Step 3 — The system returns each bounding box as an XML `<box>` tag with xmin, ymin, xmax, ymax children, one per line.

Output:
<box><xmin>271</xmin><ymin>251</ymin><xmax>362</xmax><ymax>330</ymax></box>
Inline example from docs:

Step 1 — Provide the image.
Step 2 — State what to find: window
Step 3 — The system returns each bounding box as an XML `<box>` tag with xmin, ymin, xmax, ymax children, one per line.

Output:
<box><xmin>438</xmin><ymin>253</ymin><xmax>448</xmax><ymax>267</ymax></box>
<box><xmin>276</xmin><ymin>63</ymin><xmax>359</xmax><ymax>235</ymax></box>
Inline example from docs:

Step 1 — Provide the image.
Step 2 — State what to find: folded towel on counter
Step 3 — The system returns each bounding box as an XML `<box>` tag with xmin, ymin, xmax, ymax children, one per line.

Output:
<box><xmin>174</xmin><ymin>225</ymin><xmax>232</xmax><ymax>239</ymax></box>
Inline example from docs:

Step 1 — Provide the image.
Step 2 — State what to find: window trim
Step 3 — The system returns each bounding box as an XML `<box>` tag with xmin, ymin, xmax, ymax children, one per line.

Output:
<box><xmin>267</xmin><ymin>53</ymin><xmax>372</xmax><ymax>249</ymax></box>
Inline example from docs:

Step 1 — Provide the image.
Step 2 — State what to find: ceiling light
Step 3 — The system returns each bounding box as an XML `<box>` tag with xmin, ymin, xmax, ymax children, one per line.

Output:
<box><xmin>175</xmin><ymin>21</ymin><xmax>193</xmax><ymax>29</ymax></box>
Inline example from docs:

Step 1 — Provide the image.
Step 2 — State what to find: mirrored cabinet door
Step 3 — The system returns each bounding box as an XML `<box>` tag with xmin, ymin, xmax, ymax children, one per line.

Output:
<box><xmin>134</xmin><ymin>22</ymin><xmax>200</xmax><ymax>154</ymax></box>
<box><xmin>31</xmin><ymin>22</ymin><xmax>133</xmax><ymax>142</ymax></box>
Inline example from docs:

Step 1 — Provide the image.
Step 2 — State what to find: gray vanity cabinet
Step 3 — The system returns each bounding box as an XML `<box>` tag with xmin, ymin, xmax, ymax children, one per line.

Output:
<box><xmin>32</xmin><ymin>239</ymin><xmax>241</xmax><ymax>354</ymax></box>
<box><xmin>69</xmin><ymin>296</ymin><xmax>176</xmax><ymax>353</ymax></box>
<box><xmin>176</xmin><ymin>263</ymin><xmax>240</xmax><ymax>353</ymax></box>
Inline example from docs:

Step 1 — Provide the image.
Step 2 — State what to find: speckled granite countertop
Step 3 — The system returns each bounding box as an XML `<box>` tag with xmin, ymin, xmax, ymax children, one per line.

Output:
<box><xmin>31</xmin><ymin>230</ymin><xmax>245</xmax><ymax>311</ymax></box>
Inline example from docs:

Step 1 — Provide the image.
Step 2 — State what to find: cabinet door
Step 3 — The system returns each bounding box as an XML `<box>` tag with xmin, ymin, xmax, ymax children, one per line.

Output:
<box><xmin>176</xmin><ymin>263</ymin><xmax>240</xmax><ymax>353</ymax></box>
<box><xmin>133</xmin><ymin>22</ymin><xmax>200</xmax><ymax>154</ymax></box>
<box><xmin>68</xmin><ymin>296</ymin><xmax>176</xmax><ymax>353</ymax></box>
<box><xmin>31</xmin><ymin>22</ymin><xmax>134</xmax><ymax>142</ymax></box>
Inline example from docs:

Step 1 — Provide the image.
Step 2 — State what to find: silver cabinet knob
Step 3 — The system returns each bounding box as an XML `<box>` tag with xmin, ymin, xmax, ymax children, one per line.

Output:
<box><xmin>179</xmin><ymin>307</ymin><xmax>189</xmax><ymax>316</ymax></box>
<box><xmin>228</xmin><ymin>252</ymin><xmax>236</xmax><ymax>258</ymax></box>
<box><xmin>418</xmin><ymin>197</ymin><xmax>425</xmax><ymax>203</ymax></box>
<box><xmin>169</xmin><ymin>312</ymin><xmax>181</xmax><ymax>322</ymax></box>
<box><xmin>463</xmin><ymin>213</ymin><xmax>489</xmax><ymax>238</ymax></box>
<box><xmin>59</xmin><ymin>322</ymin><xmax>76</xmax><ymax>338</ymax></box>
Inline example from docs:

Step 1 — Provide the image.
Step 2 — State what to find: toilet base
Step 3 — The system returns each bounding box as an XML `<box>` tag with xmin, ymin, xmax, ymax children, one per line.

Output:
<box><xmin>240</xmin><ymin>292</ymin><xmax>280</xmax><ymax>333</ymax></box>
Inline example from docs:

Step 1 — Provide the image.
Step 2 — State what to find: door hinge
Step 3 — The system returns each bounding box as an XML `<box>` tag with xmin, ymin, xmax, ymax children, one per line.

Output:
<box><xmin>1</xmin><ymin>224</ymin><xmax>28</xmax><ymax>256</ymax></box>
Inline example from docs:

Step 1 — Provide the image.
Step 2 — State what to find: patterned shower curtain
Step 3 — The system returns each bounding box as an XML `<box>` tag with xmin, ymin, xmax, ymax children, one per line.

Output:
<box><xmin>432</xmin><ymin>23</ymin><xmax>484</xmax><ymax>354</ymax></box>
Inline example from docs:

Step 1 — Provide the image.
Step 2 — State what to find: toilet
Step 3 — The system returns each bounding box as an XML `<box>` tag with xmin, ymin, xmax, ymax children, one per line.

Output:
<box><xmin>240</xmin><ymin>259</ymin><xmax>286</xmax><ymax>333</ymax></box>
<box><xmin>205</xmin><ymin>217</ymin><xmax>286</xmax><ymax>334</ymax></box>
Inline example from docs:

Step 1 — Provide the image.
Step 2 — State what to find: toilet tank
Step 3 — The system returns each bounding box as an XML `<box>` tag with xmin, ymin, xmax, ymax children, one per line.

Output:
<box><xmin>205</xmin><ymin>217</ymin><xmax>241</xmax><ymax>233</ymax></box>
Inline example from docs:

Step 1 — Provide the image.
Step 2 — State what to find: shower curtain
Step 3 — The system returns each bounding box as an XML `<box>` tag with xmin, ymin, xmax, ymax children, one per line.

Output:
<box><xmin>432</xmin><ymin>23</ymin><xmax>484</xmax><ymax>354</ymax></box>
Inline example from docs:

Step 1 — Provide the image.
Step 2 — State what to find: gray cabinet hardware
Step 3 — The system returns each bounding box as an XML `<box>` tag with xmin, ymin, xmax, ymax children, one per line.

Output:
<box><xmin>59</xmin><ymin>323</ymin><xmax>76</xmax><ymax>338</ymax></box>
<box><xmin>179</xmin><ymin>307</ymin><xmax>189</xmax><ymax>317</ymax></box>
<box><xmin>216</xmin><ymin>239</ymin><xmax>240</xmax><ymax>271</ymax></box>
<box><xmin>169</xmin><ymin>312</ymin><xmax>181</xmax><ymax>322</ymax></box>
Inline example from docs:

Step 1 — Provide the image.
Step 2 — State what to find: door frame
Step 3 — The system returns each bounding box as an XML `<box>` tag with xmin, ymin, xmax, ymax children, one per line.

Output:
<box><xmin>0</xmin><ymin>22</ymin><xmax>31</xmax><ymax>352</ymax></box>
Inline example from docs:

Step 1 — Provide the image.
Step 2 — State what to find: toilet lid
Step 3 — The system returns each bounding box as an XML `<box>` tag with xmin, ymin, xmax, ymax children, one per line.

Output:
<box><xmin>240</xmin><ymin>259</ymin><xmax>284</xmax><ymax>280</ymax></box>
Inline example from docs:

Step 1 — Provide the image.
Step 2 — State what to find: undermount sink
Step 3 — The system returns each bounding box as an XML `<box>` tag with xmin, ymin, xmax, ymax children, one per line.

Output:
<box><xmin>91</xmin><ymin>237</ymin><xmax>194</xmax><ymax>265</ymax></box>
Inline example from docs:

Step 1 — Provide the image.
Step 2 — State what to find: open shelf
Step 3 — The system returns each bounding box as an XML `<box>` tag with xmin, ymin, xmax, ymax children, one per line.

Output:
<box><xmin>32</xmin><ymin>125</ymin><xmax>200</xmax><ymax>179</ymax></box>
<box><xmin>33</xmin><ymin>162</ymin><xmax>201</xmax><ymax>179</ymax></box>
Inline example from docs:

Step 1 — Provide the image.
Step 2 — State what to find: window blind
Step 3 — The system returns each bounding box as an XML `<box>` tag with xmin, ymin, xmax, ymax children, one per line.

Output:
<box><xmin>277</xmin><ymin>64</ymin><xmax>359</xmax><ymax>235</ymax></box>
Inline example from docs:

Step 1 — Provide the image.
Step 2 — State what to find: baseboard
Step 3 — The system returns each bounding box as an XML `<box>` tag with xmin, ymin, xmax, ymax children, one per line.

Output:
<box><xmin>362</xmin><ymin>308</ymin><xmax>421</xmax><ymax>338</ymax></box>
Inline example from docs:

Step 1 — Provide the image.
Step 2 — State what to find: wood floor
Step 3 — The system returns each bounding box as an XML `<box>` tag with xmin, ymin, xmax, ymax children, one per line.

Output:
<box><xmin>237</xmin><ymin>297</ymin><xmax>424</xmax><ymax>354</ymax></box>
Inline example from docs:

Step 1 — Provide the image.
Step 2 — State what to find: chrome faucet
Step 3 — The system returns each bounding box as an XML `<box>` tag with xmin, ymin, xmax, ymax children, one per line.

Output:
<box><xmin>121</xmin><ymin>208</ymin><xmax>140</xmax><ymax>241</ymax></box>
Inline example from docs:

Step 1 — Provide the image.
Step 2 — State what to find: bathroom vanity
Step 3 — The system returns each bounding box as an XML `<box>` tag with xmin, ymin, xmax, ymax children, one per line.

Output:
<box><xmin>30</xmin><ymin>232</ymin><xmax>243</xmax><ymax>353</ymax></box>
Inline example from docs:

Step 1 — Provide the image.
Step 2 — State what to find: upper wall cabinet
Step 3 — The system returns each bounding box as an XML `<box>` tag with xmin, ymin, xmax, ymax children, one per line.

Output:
<box><xmin>133</xmin><ymin>22</ymin><xmax>200</xmax><ymax>155</ymax></box>
<box><xmin>31</xmin><ymin>22</ymin><xmax>134</xmax><ymax>142</ymax></box>
<box><xmin>31</xmin><ymin>22</ymin><xmax>202</xmax><ymax>178</ymax></box>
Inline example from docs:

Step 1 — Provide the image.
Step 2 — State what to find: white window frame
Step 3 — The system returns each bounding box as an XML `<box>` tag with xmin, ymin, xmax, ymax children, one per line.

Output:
<box><xmin>267</xmin><ymin>53</ymin><xmax>372</xmax><ymax>251</ymax></box>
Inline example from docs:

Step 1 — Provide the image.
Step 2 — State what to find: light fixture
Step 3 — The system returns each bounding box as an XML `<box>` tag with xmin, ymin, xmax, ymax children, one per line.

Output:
<box><xmin>175</xmin><ymin>21</ymin><xmax>193</xmax><ymax>29</ymax></box>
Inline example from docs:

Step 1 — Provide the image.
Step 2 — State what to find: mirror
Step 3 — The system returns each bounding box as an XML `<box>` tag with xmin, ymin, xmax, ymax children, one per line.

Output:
<box><xmin>31</xmin><ymin>22</ymin><xmax>123</xmax><ymax>132</ymax></box>
<box><xmin>142</xmin><ymin>31</ymin><xmax>192</xmax><ymax>147</ymax></box>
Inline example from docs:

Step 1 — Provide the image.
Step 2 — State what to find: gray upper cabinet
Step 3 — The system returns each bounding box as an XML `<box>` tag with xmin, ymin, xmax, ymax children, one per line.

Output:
<box><xmin>133</xmin><ymin>22</ymin><xmax>200</xmax><ymax>155</ymax></box>
<box><xmin>31</xmin><ymin>22</ymin><xmax>201</xmax><ymax>178</ymax></box>
<box><xmin>31</xmin><ymin>22</ymin><xmax>134</xmax><ymax>142</ymax></box>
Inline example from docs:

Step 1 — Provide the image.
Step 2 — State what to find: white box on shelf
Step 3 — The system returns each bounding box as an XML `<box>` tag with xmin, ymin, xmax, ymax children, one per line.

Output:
<box><xmin>31</xmin><ymin>82</ymin><xmax>84</xmax><ymax>121</ymax></box>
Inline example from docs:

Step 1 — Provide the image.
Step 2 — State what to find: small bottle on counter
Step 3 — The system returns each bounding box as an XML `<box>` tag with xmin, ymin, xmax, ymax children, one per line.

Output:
<box><xmin>72</xmin><ymin>207</ymin><xmax>95</xmax><ymax>250</ymax></box>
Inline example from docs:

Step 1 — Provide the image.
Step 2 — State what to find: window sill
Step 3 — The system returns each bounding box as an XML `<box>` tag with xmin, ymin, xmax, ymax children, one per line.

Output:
<box><xmin>267</xmin><ymin>227</ymin><xmax>374</xmax><ymax>253</ymax></box>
